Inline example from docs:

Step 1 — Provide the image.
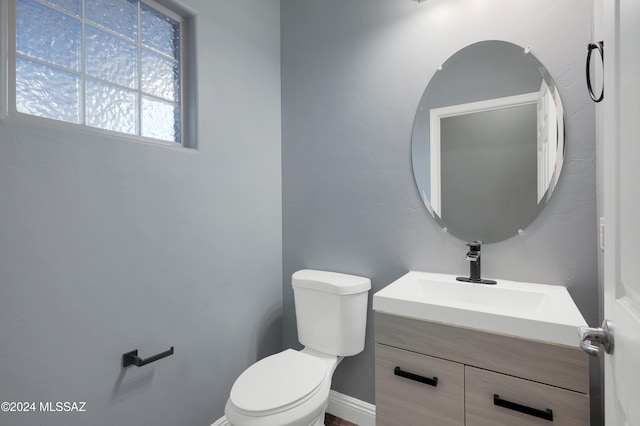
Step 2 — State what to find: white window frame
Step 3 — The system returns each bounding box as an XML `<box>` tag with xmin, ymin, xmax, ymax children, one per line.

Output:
<box><xmin>1</xmin><ymin>0</ymin><xmax>195</xmax><ymax>149</ymax></box>
<box><xmin>1</xmin><ymin>1</ymin><xmax>9</xmax><ymax>120</ymax></box>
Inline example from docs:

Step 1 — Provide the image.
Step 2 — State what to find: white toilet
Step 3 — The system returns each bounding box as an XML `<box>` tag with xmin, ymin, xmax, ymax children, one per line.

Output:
<box><xmin>224</xmin><ymin>269</ymin><xmax>371</xmax><ymax>426</ymax></box>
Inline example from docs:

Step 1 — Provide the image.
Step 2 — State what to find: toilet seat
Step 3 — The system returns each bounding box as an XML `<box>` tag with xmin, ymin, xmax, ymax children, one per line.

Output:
<box><xmin>228</xmin><ymin>349</ymin><xmax>327</xmax><ymax>416</ymax></box>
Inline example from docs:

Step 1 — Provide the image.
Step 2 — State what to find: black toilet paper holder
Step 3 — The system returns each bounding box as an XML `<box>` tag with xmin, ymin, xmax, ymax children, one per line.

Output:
<box><xmin>122</xmin><ymin>346</ymin><xmax>174</xmax><ymax>368</ymax></box>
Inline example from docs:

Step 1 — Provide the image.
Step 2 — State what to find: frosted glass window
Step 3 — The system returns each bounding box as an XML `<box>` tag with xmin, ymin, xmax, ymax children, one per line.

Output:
<box><xmin>40</xmin><ymin>0</ymin><xmax>81</xmax><ymax>16</ymax></box>
<box><xmin>141</xmin><ymin>50</ymin><xmax>179</xmax><ymax>101</ymax></box>
<box><xmin>85</xmin><ymin>0</ymin><xmax>138</xmax><ymax>41</ymax></box>
<box><xmin>17</xmin><ymin>0</ymin><xmax>81</xmax><ymax>71</ymax></box>
<box><xmin>14</xmin><ymin>0</ymin><xmax>185</xmax><ymax>145</ymax></box>
<box><xmin>85</xmin><ymin>25</ymin><xmax>138</xmax><ymax>89</ymax></box>
<box><xmin>16</xmin><ymin>57</ymin><xmax>81</xmax><ymax>123</ymax></box>
<box><xmin>141</xmin><ymin>2</ymin><xmax>179</xmax><ymax>59</ymax></box>
<box><xmin>142</xmin><ymin>96</ymin><xmax>179</xmax><ymax>142</ymax></box>
<box><xmin>86</xmin><ymin>79</ymin><xmax>137</xmax><ymax>134</ymax></box>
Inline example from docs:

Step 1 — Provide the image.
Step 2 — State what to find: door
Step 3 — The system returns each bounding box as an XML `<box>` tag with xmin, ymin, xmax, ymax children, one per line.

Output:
<box><xmin>602</xmin><ymin>0</ymin><xmax>640</xmax><ymax>424</ymax></box>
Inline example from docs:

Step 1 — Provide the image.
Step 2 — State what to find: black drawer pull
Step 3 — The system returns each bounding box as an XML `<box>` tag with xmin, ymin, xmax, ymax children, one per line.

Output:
<box><xmin>394</xmin><ymin>366</ymin><xmax>438</xmax><ymax>387</ymax></box>
<box><xmin>494</xmin><ymin>394</ymin><xmax>553</xmax><ymax>421</ymax></box>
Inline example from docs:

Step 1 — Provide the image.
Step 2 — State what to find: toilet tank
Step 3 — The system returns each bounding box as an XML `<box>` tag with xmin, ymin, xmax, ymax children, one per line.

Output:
<box><xmin>292</xmin><ymin>269</ymin><xmax>371</xmax><ymax>356</ymax></box>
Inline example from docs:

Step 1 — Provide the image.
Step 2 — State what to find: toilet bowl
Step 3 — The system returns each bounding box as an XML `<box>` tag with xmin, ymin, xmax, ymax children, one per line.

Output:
<box><xmin>224</xmin><ymin>270</ymin><xmax>371</xmax><ymax>426</ymax></box>
<box><xmin>225</xmin><ymin>349</ymin><xmax>338</xmax><ymax>426</ymax></box>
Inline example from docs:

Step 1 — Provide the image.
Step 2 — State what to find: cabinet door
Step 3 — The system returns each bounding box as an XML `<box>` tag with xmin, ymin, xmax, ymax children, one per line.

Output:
<box><xmin>465</xmin><ymin>366</ymin><xmax>589</xmax><ymax>426</ymax></box>
<box><xmin>375</xmin><ymin>344</ymin><xmax>464</xmax><ymax>426</ymax></box>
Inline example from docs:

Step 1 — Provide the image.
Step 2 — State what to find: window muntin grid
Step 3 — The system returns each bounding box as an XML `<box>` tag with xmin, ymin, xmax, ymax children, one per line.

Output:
<box><xmin>14</xmin><ymin>0</ymin><xmax>183</xmax><ymax>144</ymax></box>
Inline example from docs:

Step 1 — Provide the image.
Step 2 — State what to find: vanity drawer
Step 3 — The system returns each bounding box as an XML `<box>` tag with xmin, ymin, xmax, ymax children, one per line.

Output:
<box><xmin>375</xmin><ymin>312</ymin><xmax>589</xmax><ymax>393</ymax></box>
<box><xmin>375</xmin><ymin>343</ymin><xmax>464</xmax><ymax>426</ymax></box>
<box><xmin>465</xmin><ymin>366</ymin><xmax>589</xmax><ymax>426</ymax></box>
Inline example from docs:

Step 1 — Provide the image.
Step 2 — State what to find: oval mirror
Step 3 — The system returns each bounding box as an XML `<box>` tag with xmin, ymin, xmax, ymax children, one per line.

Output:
<box><xmin>411</xmin><ymin>40</ymin><xmax>565</xmax><ymax>243</ymax></box>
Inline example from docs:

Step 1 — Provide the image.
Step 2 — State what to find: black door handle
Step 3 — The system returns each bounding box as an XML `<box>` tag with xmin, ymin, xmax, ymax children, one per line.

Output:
<box><xmin>394</xmin><ymin>366</ymin><xmax>438</xmax><ymax>387</ymax></box>
<box><xmin>494</xmin><ymin>394</ymin><xmax>553</xmax><ymax>421</ymax></box>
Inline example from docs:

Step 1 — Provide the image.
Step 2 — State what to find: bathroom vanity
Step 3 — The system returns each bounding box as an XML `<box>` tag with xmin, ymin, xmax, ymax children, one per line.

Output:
<box><xmin>373</xmin><ymin>272</ymin><xmax>590</xmax><ymax>425</ymax></box>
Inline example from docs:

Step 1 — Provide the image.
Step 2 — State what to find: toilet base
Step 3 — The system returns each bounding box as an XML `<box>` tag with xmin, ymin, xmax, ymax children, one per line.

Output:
<box><xmin>225</xmin><ymin>398</ymin><xmax>329</xmax><ymax>426</ymax></box>
<box><xmin>212</xmin><ymin>414</ymin><xmax>325</xmax><ymax>426</ymax></box>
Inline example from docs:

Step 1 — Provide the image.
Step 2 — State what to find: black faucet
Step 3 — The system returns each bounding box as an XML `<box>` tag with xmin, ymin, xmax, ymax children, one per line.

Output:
<box><xmin>456</xmin><ymin>241</ymin><xmax>497</xmax><ymax>285</ymax></box>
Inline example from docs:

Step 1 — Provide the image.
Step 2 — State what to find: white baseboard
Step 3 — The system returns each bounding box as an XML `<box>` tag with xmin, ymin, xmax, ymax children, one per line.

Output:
<box><xmin>211</xmin><ymin>416</ymin><xmax>230</xmax><ymax>426</ymax></box>
<box><xmin>326</xmin><ymin>390</ymin><xmax>376</xmax><ymax>426</ymax></box>
<box><xmin>211</xmin><ymin>390</ymin><xmax>375</xmax><ymax>426</ymax></box>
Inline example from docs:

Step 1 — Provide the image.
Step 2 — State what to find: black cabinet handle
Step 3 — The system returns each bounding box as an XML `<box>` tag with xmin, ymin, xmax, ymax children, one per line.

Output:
<box><xmin>394</xmin><ymin>366</ymin><xmax>438</xmax><ymax>387</ymax></box>
<box><xmin>122</xmin><ymin>347</ymin><xmax>174</xmax><ymax>368</ymax></box>
<box><xmin>494</xmin><ymin>394</ymin><xmax>553</xmax><ymax>421</ymax></box>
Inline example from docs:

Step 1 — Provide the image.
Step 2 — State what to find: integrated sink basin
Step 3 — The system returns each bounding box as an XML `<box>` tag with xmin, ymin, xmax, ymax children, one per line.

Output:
<box><xmin>373</xmin><ymin>271</ymin><xmax>587</xmax><ymax>347</ymax></box>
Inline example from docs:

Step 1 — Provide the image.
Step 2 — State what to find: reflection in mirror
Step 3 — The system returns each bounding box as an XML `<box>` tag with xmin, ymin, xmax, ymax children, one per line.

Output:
<box><xmin>411</xmin><ymin>41</ymin><xmax>564</xmax><ymax>243</ymax></box>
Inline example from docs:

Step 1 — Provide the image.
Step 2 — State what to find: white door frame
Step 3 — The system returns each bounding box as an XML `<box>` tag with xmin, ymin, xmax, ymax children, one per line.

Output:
<box><xmin>602</xmin><ymin>0</ymin><xmax>640</xmax><ymax>425</ymax></box>
<box><xmin>428</xmin><ymin>92</ymin><xmax>538</xmax><ymax>216</ymax></box>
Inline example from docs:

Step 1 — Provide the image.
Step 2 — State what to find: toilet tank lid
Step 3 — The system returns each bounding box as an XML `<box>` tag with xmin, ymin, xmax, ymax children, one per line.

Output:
<box><xmin>292</xmin><ymin>269</ymin><xmax>371</xmax><ymax>295</ymax></box>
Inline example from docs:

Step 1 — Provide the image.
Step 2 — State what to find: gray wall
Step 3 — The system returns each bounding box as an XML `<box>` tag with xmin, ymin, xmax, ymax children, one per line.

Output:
<box><xmin>0</xmin><ymin>1</ymin><xmax>281</xmax><ymax>425</ymax></box>
<box><xmin>281</xmin><ymin>0</ymin><xmax>600</xmax><ymax>423</ymax></box>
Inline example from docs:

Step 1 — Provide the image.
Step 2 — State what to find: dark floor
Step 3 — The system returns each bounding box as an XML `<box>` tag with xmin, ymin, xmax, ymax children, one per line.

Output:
<box><xmin>325</xmin><ymin>413</ymin><xmax>358</xmax><ymax>426</ymax></box>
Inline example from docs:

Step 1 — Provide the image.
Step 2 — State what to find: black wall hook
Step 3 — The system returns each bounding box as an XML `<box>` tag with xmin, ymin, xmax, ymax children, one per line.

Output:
<box><xmin>122</xmin><ymin>347</ymin><xmax>174</xmax><ymax>368</ymax></box>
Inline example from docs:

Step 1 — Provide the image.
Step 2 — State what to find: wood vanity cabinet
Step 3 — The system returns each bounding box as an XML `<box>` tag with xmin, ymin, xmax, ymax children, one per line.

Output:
<box><xmin>375</xmin><ymin>312</ymin><xmax>590</xmax><ymax>426</ymax></box>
